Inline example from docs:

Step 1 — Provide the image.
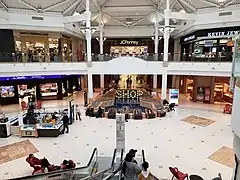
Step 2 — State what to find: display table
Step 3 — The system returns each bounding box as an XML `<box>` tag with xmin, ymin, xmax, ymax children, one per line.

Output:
<box><xmin>0</xmin><ymin>119</ymin><xmax>11</xmax><ymax>138</ymax></box>
<box><xmin>20</xmin><ymin>125</ymin><xmax>38</xmax><ymax>137</ymax></box>
<box><xmin>37</xmin><ymin>122</ymin><xmax>64</xmax><ymax>137</ymax></box>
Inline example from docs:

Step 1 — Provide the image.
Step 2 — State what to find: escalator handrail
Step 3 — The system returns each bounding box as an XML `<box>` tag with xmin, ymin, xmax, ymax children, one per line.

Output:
<box><xmin>82</xmin><ymin>149</ymin><xmax>117</xmax><ymax>180</ymax></box>
<box><xmin>81</xmin><ymin>167</ymin><xmax>112</xmax><ymax>180</ymax></box>
<box><xmin>111</xmin><ymin>149</ymin><xmax>117</xmax><ymax>168</ymax></box>
<box><xmin>10</xmin><ymin>148</ymin><xmax>98</xmax><ymax>180</ymax></box>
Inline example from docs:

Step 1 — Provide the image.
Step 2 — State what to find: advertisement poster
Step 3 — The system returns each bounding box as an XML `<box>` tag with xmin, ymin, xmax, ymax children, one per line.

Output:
<box><xmin>169</xmin><ymin>89</ymin><xmax>179</xmax><ymax>105</ymax></box>
<box><xmin>204</xmin><ymin>87</ymin><xmax>211</xmax><ymax>103</ymax></box>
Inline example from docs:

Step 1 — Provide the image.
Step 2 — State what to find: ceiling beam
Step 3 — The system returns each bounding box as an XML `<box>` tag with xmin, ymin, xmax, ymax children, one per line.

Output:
<box><xmin>103</xmin><ymin>12</ymin><xmax>129</xmax><ymax>27</ymax></box>
<box><xmin>63</xmin><ymin>13</ymin><xmax>86</xmax><ymax>23</ymax></box>
<box><xmin>178</xmin><ymin>0</ymin><xmax>197</xmax><ymax>11</ymax></box>
<box><xmin>70</xmin><ymin>0</ymin><xmax>83</xmax><ymax>15</ymax></box>
<box><xmin>43</xmin><ymin>0</ymin><xmax>73</xmax><ymax>12</ymax></box>
<box><xmin>18</xmin><ymin>0</ymin><xmax>38</xmax><ymax>11</ymax></box>
<box><xmin>130</xmin><ymin>11</ymin><xmax>156</xmax><ymax>27</ymax></box>
<box><xmin>200</xmin><ymin>0</ymin><xmax>221</xmax><ymax>7</ymax></box>
<box><xmin>170</xmin><ymin>0</ymin><xmax>178</xmax><ymax>9</ymax></box>
<box><xmin>177</xmin><ymin>0</ymin><xmax>188</xmax><ymax>13</ymax></box>
<box><xmin>64</xmin><ymin>0</ymin><xmax>83</xmax><ymax>14</ymax></box>
<box><xmin>224</xmin><ymin>0</ymin><xmax>237</xmax><ymax>7</ymax></box>
<box><xmin>0</xmin><ymin>0</ymin><xmax>8</xmax><ymax>12</ymax></box>
<box><xmin>101</xmin><ymin>0</ymin><xmax>113</xmax><ymax>8</ymax></box>
<box><xmin>103</xmin><ymin>5</ymin><xmax>155</xmax><ymax>12</ymax></box>
<box><xmin>92</xmin><ymin>0</ymin><xmax>102</xmax><ymax>12</ymax></box>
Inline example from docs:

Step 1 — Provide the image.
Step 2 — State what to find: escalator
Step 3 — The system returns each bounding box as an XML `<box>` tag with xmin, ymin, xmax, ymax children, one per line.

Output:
<box><xmin>11</xmin><ymin>148</ymin><xmax>98</xmax><ymax>180</ymax></box>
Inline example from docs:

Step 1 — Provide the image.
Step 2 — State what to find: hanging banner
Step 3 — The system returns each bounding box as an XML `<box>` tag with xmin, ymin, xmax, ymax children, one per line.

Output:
<box><xmin>169</xmin><ymin>89</ymin><xmax>179</xmax><ymax>105</ymax></box>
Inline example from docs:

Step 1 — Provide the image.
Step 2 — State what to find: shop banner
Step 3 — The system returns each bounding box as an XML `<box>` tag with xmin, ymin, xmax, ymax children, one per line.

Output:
<box><xmin>0</xmin><ymin>75</ymin><xmax>65</xmax><ymax>81</ymax></box>
<box><xmin>169</xmin><ymin>89</ymin><xmax>179</xmax><ymax>105</ymax></box>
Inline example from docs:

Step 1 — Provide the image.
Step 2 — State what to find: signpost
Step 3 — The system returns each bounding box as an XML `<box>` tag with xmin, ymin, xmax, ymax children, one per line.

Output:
<box><xmin>116</xmin><ymin>113</ymin><xmax>125</xmax><ymax>152</ymax></box>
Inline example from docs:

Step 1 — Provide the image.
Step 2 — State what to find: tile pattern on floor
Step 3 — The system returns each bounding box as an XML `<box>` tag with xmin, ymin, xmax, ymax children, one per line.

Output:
<box><xmin>182</xmin><ymin>115</ymin><xmax>215</xmax><ymax>127</ymax></box>
<box><xmin>0</xmin><ymin>140</ymin><xmax>38</xmax><ymax>165</ymax></box>
<box><xmin>208</xmin><ymin>146</ymin><xmax>234</xmax><ymax>168</ymax></box>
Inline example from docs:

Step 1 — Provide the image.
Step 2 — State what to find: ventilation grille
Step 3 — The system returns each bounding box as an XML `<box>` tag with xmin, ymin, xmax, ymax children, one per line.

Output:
<box><xmin>219</xmin><ymin>12</ymin><xmax>232</xmax><ymax>16</ymax></box>
<box><xmin>32</xmin><ymin>16</ymin><xmax>44</xmax><ymax>20</ymax></box>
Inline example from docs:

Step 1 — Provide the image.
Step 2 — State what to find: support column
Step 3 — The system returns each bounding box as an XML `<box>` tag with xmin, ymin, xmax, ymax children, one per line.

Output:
<box><xmin>163</xmin><ymin>0</ymin><xmax>170</xmax><ymax>65</ymax></box>
<box><xmin>99</xmin><ymin>25</ymin><xmax>104</xmax><ymax>55</ymax></box>
<box><xmin>85</xmin><ymin>0</ymin><xmax>92</xmax><ymax>65</ymax></box>
<box><xmin>154</xmin><ymin>23</ymin><xmax>159</xmax><ymax>61</ymax></box>
<box><xmin>161</xmin><ymin>73</ymin><xmax>167</xmax><ymax>100</ymax></box>
<box><xmin>88</xmin><ymin>73</ymin><xmax>93</xmax><ymax>101</ymax></box>
<box><xmin>153</xmin><ymin>74</ymin><xmax>157</xmax><ymax>89</ymax></box>
<box><xmin>100</xmin><ymin>74</ymin><xmax>104</xmax><ymax>89</ymax></box>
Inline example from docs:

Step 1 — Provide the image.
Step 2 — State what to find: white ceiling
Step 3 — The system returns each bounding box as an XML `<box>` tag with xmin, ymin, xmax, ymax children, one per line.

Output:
<box><xmin>1</xmin><ymin>0</ymin><xmax>240</xmax><ymax>27</ymax></box>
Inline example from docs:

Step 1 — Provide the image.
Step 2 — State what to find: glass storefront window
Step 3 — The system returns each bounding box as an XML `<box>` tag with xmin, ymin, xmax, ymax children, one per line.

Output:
<box><xmin>40</xmin><ymin>83</ymin><xmax>58</xmax><ymax>97</ymax></box>
<box><xmin>110</xmin><ymin>46</ymin><xmax>148</xmax><ymax>54</ymax></box>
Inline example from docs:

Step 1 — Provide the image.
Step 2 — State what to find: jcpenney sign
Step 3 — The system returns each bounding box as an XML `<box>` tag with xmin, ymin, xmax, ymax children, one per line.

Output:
<box><xmin>120</xmin><ymin>40</ymin><xmax>139</xmax><ymax>45</ymax></box>
<box><xmin>208</xmin><ymin>30</ymin><xmax>240</xmax><ymax>37</ymax></box>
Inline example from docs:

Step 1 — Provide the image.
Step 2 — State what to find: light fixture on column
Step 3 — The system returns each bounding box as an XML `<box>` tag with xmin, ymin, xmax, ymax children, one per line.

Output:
<box><xmin>151</xmin><ymin>36</ymin><xmax>162</xmax><ymax>41</ymax></box>
<box><xmin>96</xmin><ymin>37</ymin><xmax>106</xmax><ymax>41</ymax></box>
<box><xmin>159</xmin><ymin>26</ymin><xmax>175</xmax><ymax>34</ymax></box>
<box><xmin>80</xmin><ymin>27</ymin><xmax>97</xmax><ymax>35</ymax></box>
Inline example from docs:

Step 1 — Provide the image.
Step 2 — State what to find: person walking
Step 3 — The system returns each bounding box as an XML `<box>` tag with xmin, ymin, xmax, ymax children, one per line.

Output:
<box><xmin>62</xmin><ymin>112</ymin><xmax>69</xmax><ymax>133</ymax></box>
<box><xmin>76</xmin><ymin>105</ymin><xmax>82</xmax><ymax>120</ymax></box>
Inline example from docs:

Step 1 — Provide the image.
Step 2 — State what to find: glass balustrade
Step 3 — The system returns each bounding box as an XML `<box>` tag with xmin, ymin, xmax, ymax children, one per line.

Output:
<box><xmin>0</xmin><ymin>52</ymin><xmax>234</xmax><ymax>63</ymax></box>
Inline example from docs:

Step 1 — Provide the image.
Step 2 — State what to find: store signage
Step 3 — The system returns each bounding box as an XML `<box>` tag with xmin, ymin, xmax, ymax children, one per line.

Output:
<box><xmin>120</xmin><ymin>40</ymin><xmax>139</xmax><ymax>45</ymax></box>
<box><xmin>0</xmin><ymin>75</ymin><xmax>64</xmax><ymax>81</ymax></box>
<box><xmin>184</xmin><ymin>35</ymin><xmax>195</xmax><ymax>42</ymax></box>
<box><xmin>208</xmin><ymin>31</ymin><xmax>239</xmax><ymax>37</ymax></box>
<box><xmin>169</xmin><ymin>89</ymin><xmax>179</xmax><ymax>105</ymax></box>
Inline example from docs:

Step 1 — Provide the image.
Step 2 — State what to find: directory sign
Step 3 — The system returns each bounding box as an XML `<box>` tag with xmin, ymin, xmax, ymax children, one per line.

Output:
<box><xmin>116</xmin><ymin>114</ymin><xmax>125</xmax><ymax>152</ymax></box>
<box><xmin>169</xmin><ymin>89</ymin><xmax>179</xmax><ymax>105</ymax></box>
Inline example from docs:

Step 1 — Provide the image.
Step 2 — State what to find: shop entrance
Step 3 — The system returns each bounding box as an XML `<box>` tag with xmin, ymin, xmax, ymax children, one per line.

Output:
<box><xmin>119</xmin><ymin>75</ymin><xmax>147</xmax><ymax>89</ymax></box>
<box><xmin>110</xmin><ymin>46</ymin><xmax>148</xmax><ymax>54</ymax></box>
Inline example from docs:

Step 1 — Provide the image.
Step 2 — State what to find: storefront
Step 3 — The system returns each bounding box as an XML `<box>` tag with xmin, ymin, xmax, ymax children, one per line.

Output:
<box><xmin>0</xmin><ymin>75</ymin><xmax>81</xmax><ymax>105</ymax></box>
<box><xmin>13</xmin><ymin>31</ymin><xmax>85</xmax><ymax>62</ymax></box>
<box><xmin>91</xmin><ymin>38</ymin><xmax>174</xmax><ymax>55</ymax></box>
<box><xmin>180</xmin><ymin>26</ymin><xmax>240</xmax><ymax>61</ymax></box>
<box><xmin>178</xmin><ymin>75</ymin><xmax>233</xmax><ymax>104</ymax></box>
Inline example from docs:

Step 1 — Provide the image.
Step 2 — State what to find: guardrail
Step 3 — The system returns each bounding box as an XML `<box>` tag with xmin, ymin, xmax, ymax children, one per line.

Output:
<box><xmin>0</xmin><ymin>52</ymin><xmax>234</xmax><ymax>63</ymax></box>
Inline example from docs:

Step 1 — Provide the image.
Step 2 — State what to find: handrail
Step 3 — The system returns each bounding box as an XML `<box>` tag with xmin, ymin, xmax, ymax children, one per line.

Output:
<box><xmin>82</xmin><ymin>149</ymin><xmax>117</xmax><ymax>180</ymax></box>
<box><xmin>10</xmin><ymin>148</ymin><xmax>98</xmax><ymax>180</ymax></box>
<box><xmin>111</xmin><ymin>149</ymin><xmax>117</xmax><ymax>168</ymax></box>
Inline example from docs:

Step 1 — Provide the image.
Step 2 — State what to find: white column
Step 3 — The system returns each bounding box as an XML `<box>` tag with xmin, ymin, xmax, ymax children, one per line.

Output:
<box><xmin>161</xmin><ymin>73</ymin><xmax>167</xmax><ymax>100</ymax></box>
<box><xmin>100</xmin><ymin>74</ymin><xmax>104</xmax><ymax>89</ymax></box>
<box><xmin>163</xmin><ymin>0</ymin><xmax>170</xmax><ymax>63</ymax></box>
<box><xmin>233</xmin><ymin>134</ymin><xmax>240</xmax><ymax>180</ymax></box>
<box><xmin>154</xmin><ymin>23</ymin><xmax>159</xmax><ymax>54</ymax></box>
<box><xmin>99</xmin><ymin>25</ymin><xmax>104</xmax><ymax>54</ymax></box>
<box><xmin>153</xmin><ymin>74</ymin><xmax>157</xmax><ymax>89</ymax></box>
<box><xmin>88</xmin><ymin>73</ymin><xmax>93</xmax><ymax>99</ymax></box>
<box><xmin>85</xmin><ymin>0</ymin><xmax>92</xmax><ymax>64</ymax></box>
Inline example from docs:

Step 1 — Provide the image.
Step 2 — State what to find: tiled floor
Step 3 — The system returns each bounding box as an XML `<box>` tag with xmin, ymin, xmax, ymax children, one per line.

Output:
<box><xmin>182</xmin><ymin>115</ymin><xmax>215</xmax><ymax>127</ymax></box>
<box><xmin>208</xmin><ymin>146</ymin><xmax>234</xmax><ymax>168</ymax></box>
<box><xmin>0</xmin><ymin>92</ymin><xmax>234</xmax><ymax>179</ymax></box>
<box><xmin>0</xmin><ymin>140</ymin><xmax>38</xmax><ymax>165</ymax></box>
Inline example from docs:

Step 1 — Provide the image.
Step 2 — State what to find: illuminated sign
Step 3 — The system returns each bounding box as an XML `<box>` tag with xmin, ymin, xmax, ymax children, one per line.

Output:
<box><xmin>120</xmin><ymin>40</ymin><xmax>139</xmax><ymax>45</ymax></box>
<box><xmin>208</xmin><ymin>31</ymin><xmax>239</xmax><ymax>37</ymax></box>
<box><xmin>184</xmin><ymin>35</ymin><xmax>195</xmax><ymax>42</ymax></box>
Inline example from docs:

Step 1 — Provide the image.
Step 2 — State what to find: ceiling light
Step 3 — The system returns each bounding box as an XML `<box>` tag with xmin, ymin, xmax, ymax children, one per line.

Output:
<box><xmin>179</xmin><ymin>9</ymin><xmax>186</xmax><ymax>13</ymax></box>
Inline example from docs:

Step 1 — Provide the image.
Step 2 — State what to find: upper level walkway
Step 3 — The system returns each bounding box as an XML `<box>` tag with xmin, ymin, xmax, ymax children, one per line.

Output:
<box><xmin>0</xmin><ymin>53</ymin><xmax>232</xmax><ymax>77</ymax></box>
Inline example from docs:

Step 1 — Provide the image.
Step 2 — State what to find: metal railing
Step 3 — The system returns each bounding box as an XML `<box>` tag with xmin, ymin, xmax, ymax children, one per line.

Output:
<box><xmin>10</xmin><ymin>148</ymin><xmax>98</xmax><ymax>180</ymax></box>
<box><xmin>81</xmin><ymin>149</ymin><xmax>117</xmax><ymax>180</ymax></box>
<box><xmin>0</xmin><ymin>52</ymin><xmax>234</xmax><ymax>63</ymax></box>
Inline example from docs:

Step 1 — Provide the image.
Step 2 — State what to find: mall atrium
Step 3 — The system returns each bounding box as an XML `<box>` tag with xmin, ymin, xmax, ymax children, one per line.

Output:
<box><xmin>0</xmin><ymin>0</ymin><xmax>240</xmax><ymax>179</ymax></box>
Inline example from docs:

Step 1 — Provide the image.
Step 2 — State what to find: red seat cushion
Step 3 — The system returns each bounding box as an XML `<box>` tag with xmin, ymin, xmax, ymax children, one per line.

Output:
<box><xmin>169</xmin><ymin>167</ymin><xmax>188</xmax><ymax>180</ymax></box>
